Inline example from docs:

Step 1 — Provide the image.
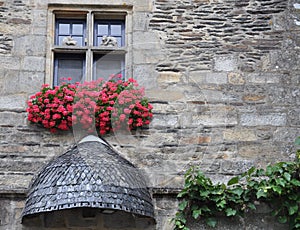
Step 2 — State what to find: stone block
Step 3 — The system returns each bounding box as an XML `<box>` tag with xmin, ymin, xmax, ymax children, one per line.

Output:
<box><xmin>133</xmin><ymin>64</ymin><xmax>158</xmax><ymax>89</ymax></box>
<box><xmin>228</xmin><ymin>72</ymin><xmax>245</xmax><ymax>85</ymax></box>
<box><xmin>213</xmin><ymin>55</ymin><xmax>238</xmax><ymax>72</ymax></box>
<box><xmin>132</xmin><ymin>0</ymin><xmax>153</xmax><ymax>11</ymax></box>
<box><xmin>13</xmin><ymin>35</ymin><xmax>46</xmax><ymax>56</ymax></box>
<box><xmin>205</xmin><ymin>72</ymin><xmax>228</xmax><ymax>84</ymax></box>
<box><xmin>19</xmin><ymin>71</ymin><xmax>44</xmax><ymax>94</ymax></box>
<box><xmin>242</xmin><ymin>94</ymin><xmax>266</xmax><ymax>103</ymax></box>
<box><xmin>133</xmin><ymin>48</ymin><xmax>163</xmax><ymax>64</ymax></box>
<box><xmin>0</xmin><ymin>174</ymin><xmax>32</xmax><ymax>189</ymax></box>
<box><xmin>0</xmin><ymin>69</ymin><xmax>19</xmax><ymax>95</ymax></box>
<box><xmin>157</xmin><ymin>72</ymin><xmax>182</xmax><ymax>84</ymax></box>
<box><xmin>0</xmin><ymin>56</ymin><xmax>21</xmax><ymax>70</ymax></box>
<box><xmin>133</xmin><ymin>31</ymin><xmax>161</xmax><ymax>50</ymax></box>
<box><xmin>238</xmin><ymin>143</ymin><xmax>279</xmax><ymax>160</ymax></box>
<box><xmin>133</xmin><ymin>12</ymin><xmax>149</xmax><ymax>31</ymax></box>
<box><xmin>146</xmin><ymin>89</ymin><xmax>184</xmax><ymax>101</ymax></box>
<box><xmin>190</xmin><ymin>71</ymin><xmax>227</xmax><ymax>84</ymax></box>
<box><xmin>240</xmin><ymin>113</ymin><xmax>287</xmax><ymax>126</ymax></box>
<box><xmin>247</xmin><ymin>73</ymin><xmax>282</xmax><ymax>84</ymax></box>
<box><xmin>151</xmin><ymin>114</ymin><xmax>179</xmax><ymax>128</ymax></box>
<box><xmin>0</xmin><ymin>112</ymin><xmax>26</xmax><ymax>126</ymax></box>
<box><xmin>21</xmin><ymin>56</ymin><xmax>45</xmax><ymax>72</ymax></box>
<box><xmin>192</xmin><ymin>112</ymin><xmax>238</xmax><ymax>127</ymax></box>
<box><xmin>180</xmin><ymin>136</ymin><xmax>211</xmax><ymax>144</ymax></box>
<box><xmin>221</xmin><ymin>159</ymin><xmax>254</xmax><ymax>175</ymax></box>
<box><xmin>223</xmin><ymin>129</ymin><xmax>257</xmax><ymax>142</ymax></box>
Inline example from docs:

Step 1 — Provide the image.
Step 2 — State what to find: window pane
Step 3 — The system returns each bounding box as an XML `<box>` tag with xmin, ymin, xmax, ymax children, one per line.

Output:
<box><xmin>56</xmin><ymin>57</ymin><xmax>84</xmax><ymax>85</ymax></box>
<box><xmin>111</xmin><ymin>24</ymin><xmax>122</xmax><ymax>35</ymax></box>
<box><xmin>72</xmin><ymin>24</ymin><xmax>83</xmax><ymax>35</ymax></box>
<box><xmin>98</xmin><ymin>24</ymin><xmax>108</xmax><ymax>35</ymax></box>
<box><xmin>58</xmin><ymin>36</ymin><xmax>65</xmax><ymax>46</ymax></box>
<box><xmin>97</xmin><ymin>37</ymin><xmax>102</xmax><ymax>46</ymax></box>
<box><xmin>58</xmin><ymin>23</ymin><xmax>70</xmax><ymax>34</ymax></box>
<box><xmin>72</xmin><ymin>36</ymin><xmax>84</xmax><ymax>46</ymax></box>
<box><xmin>94</xmin><ymin>55</ymin><xmax>124</xmax><ymax>81</ymax></box>
<box><xmin>116</xmin><ymin>37</ymin><xmax>122</xmax><ymax>47</ymax></box>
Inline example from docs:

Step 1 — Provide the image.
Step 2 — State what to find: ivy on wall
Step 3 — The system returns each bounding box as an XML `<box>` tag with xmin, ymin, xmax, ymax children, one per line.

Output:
<box><xmin>173</xmin><ymin>137</ymin><xmax>300</xmax><ymax>230</ymax></box>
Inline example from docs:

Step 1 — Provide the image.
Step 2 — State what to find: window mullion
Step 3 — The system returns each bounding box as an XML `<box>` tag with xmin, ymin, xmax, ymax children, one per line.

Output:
<box><xmin>86</xmin><ymin>11</ymin><xmax>93</xmax><ymax>82</ymax></box>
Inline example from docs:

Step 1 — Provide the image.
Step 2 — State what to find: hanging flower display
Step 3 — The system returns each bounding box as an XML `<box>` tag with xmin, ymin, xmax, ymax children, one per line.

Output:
<box><xmin>26</xmin><ymin>76</ymin><xmax>153</xmax><ymax>134</ymax></box>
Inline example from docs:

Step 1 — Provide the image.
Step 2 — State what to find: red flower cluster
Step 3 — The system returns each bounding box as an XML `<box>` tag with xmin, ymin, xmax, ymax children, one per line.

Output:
<box><xmin>26</xmin><ymin>76</ymin><xmax>153</xmax><ymax>134</ymax></box>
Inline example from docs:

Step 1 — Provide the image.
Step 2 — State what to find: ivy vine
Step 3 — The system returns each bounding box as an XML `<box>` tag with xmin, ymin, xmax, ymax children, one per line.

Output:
<box><xmin>174</xmin><ymin>137</ymin><xmax>300</xmax><ymax>230</ymax></box>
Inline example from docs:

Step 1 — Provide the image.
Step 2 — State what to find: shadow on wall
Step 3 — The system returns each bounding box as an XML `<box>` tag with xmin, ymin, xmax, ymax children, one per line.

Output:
<box><xmin>22</xmin><ymin>208</ymin><xmax>155</xmax><ymax>229</ymax></box>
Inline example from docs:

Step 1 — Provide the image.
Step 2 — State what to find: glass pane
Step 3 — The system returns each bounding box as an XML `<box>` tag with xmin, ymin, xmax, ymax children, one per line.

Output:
<box><xmin>58</xmin><ymin>23</ymin><xmax>70</xmax><ymax>34</ymax></box>
<box><xmin>57</xmin><ymin>59</ymin><xmax>84</xmax><ymax>84</ymax></box>
<box><xmin>116</xmin><ymin>37</ymin><xmax>122</xmax><ymax>47</ymax></box>
<box><xmin>94</xmin><ymin>56</ymin><xmax>123</xmax><ymax>81</ymax></box>
<box><xmin>111</xmin><ymin>24</ymin><xmax>122</xmax><ymax>35</ymax></box>
<box><xmin>72</xmin><ymin>36</ymin><xmax>84</xmax><ymax>46</ymax></box>
<box><xmin>58</xmin><ymin>36</ymin><xmax>65</xmax><ymax>46</ymax></box>
<box><xmin>97</xmin><ymin>37</ymin><xmax>102</xmax><ymax>46</ymax></box>
<box><xmin>98</xmin><ymin>24</ymin><xmax>108</xmax><ymax>35</ymax></box>
<box><xmin>72</xmin><ymin>24</ymin><xmax>83</xmax><ymax>35</ymax></box>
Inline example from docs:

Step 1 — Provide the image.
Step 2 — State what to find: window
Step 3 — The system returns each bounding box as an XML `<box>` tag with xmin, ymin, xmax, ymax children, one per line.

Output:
<box><xmin>47</xmin><ymin>6</ymin><xmax>131</xmax><ymax>86</ymax></box>
<box><xmin>94</xmin><ymin>20</ymin><xmax>125</xmax><ymax>47</ymax></box>
<box><xmin>56</xmin><ymin>19</ymin><xmax>86</xmax><ymax>46</ymax></box>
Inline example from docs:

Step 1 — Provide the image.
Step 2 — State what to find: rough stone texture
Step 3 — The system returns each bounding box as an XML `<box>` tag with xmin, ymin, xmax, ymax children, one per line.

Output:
<box><xmin>0</xmin><ymin>0</ymin><xmax>299</xmax><ymax>229</ymax></box>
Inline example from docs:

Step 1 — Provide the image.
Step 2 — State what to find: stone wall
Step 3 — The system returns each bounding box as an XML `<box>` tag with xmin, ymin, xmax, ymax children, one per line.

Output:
<box><xmin>0</xmin><ymin>0</ymin><xmax>299</xmax><ymax>229</ymax></box>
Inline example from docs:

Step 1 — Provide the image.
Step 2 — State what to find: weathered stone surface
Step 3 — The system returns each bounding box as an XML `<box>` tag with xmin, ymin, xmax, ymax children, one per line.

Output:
<box><xmin>228</xmin><ymin>72</ymin><xmax>245</xmax><ymax>85</ymax></box>
<box><xmin>157</xmin><ymin>71</ymin><xmax>182</xmax><ymax>84</ymax></box>
<box><xmin>0</xmin><ymin>112</ymin><xmax>26</xmax><ymax>126</ymax></box>
<box><xmin>190</xmin><ymin>71</ymin><xmax>228</xmax><ymax>84</ymax></box>
<box><xmin>223</xmin><ymin>129</ymin><xmax>257</xmax><ymax>142</ymax></box>
<box><xmin>240</xmin><ymin>113</ymin><xmax>287</xmax><ymax>126</ymax></box>
<box><xmin>0</xmin><ymin>0</ymin><xmax>299</xmax><ymax>229</ymax></box>
<box><xmin>146</xmin><ymin>89</ymin><xmax>185</xmax><ymax>101</ymax></box>
<box><xmin>213</xmin><ymin>55</ymin><xmax>238</xmax><ymax>72</ymax></box>
<box><xmin>21</xmin><ymin>56</ymin><xmax>45</xmax><ymax>72</ymax></box>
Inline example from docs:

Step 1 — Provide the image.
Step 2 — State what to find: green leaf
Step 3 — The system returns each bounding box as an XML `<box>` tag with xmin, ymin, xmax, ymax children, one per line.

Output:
<box><xmin>256</xmin><ymin>189</ymin><xmax>267</xmax><ymax>199</ymax></box>
<box><xmin>177</xmin><ymin>191</ymin><xmax>187</xmax><ymax>198</ymax></box>
<box><xmin>283</xmin><ymin>172</ymin><xmax>291</xmax><ymax>182</ymax></box>
<box><xmin>295</xmin><ymin>136</ymin><xmax>300</xmax><ymax>146</ymax></box>
<box><xmin>200</xmin><ymin>190</ymin><xmax>210</xmax><ymax>198</ymax></box>
<box><xmin>288</xmin><ymin>203</ymin><xmax>298</xmax><ymax>215</ymax></box>
<box><xmin>216</xmin><ymin>200</ymin><xmax>226</xmax><ymax>209</ymax></box>
<box><xmin>227</xmin><ymin>176</ymin><xmax>239</xmax><ymax>186</ymax></box>
<box><xmin>278</xmin><ymin>215</ymin><xmax>287</xmax><ymax>224</ymax></box>
<box><xmin>291</xmin><ymin>179</ymin><xmax>300</xmax><ymax>186</ymax></box>
<box><xmin>192</xmin><ymin>209</ymin><xmax>201</xmax><ymax>219</ymax></box>
<box><xmin>231</xmin><ymin>187</ymin><xmax>244</xmax><ymax>197</ymax></box>
<box><xmin>225</xmin><ymin>208</ymin><xmax>237</xmax><ymax>216</ymax></box>
<box><xmin>275</xmin><ymin>178</ymin><xmax>285</xmax><ymax>187</ymax></box>
<box><xmin>247</xmin><ymin>166</ymin><xmax>256</xmax><ymax>176</ymax></box>
<box><xmin>179</xmin><ymin>200</ymin><xmax>188</xmax><ymax>211</ymax></box>
<box><xmin>206</xmin><ymin>217</ymin><xmax>217</xmax><ymax>227</ymax></box>
<box><xmin>272</xmin><ymin>185</ymin><xmax>282</xmax><ymax>194</ymax></box>
<box><xmin>247</xmin><ymin>203</ymin><xmax>256</xmax><ymax>210</ymax></box>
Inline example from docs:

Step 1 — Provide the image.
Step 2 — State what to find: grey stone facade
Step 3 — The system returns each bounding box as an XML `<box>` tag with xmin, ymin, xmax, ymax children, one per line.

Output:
<box><xmin>0</xmin><ymin>0</ymin><xmax>299</xmax><ymax>229</ymax></box>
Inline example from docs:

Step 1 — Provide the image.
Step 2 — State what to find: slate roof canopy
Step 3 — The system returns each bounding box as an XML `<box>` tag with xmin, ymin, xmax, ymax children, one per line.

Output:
<box><xmin>22</xmin><ymin>135</ymin><xmax>155</xmax><ymax>220</ymax></box>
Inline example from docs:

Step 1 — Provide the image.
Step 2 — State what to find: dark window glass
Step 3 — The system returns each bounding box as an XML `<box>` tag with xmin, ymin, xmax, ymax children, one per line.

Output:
<box><xmin>93</xmin><ymin>54</ymin><xmax>125</xmax><ymax>81</ymax></box>
<box><xmin>94</xmin><ymin>20</ymin><xmax>125</xmax><ymax>47</ymax></box>
<box><xmin>54</xmin><ymin>53</ymin><xmax>85</xmax><ymax>86</ymax></box>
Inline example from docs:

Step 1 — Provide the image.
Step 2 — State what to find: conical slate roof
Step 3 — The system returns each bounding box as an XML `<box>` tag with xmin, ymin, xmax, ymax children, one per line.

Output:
<box><xmin>22</xmin><ymin>135</ymin><xmax>154</xmax><ymax>219</ymax></box>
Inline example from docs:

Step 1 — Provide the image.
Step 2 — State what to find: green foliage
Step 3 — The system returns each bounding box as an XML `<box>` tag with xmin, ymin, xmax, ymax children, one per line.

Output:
<box><xmin>173</xmin><ymin>138</ymin><xmax>300</xmax><ymax>229</ymax></box>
